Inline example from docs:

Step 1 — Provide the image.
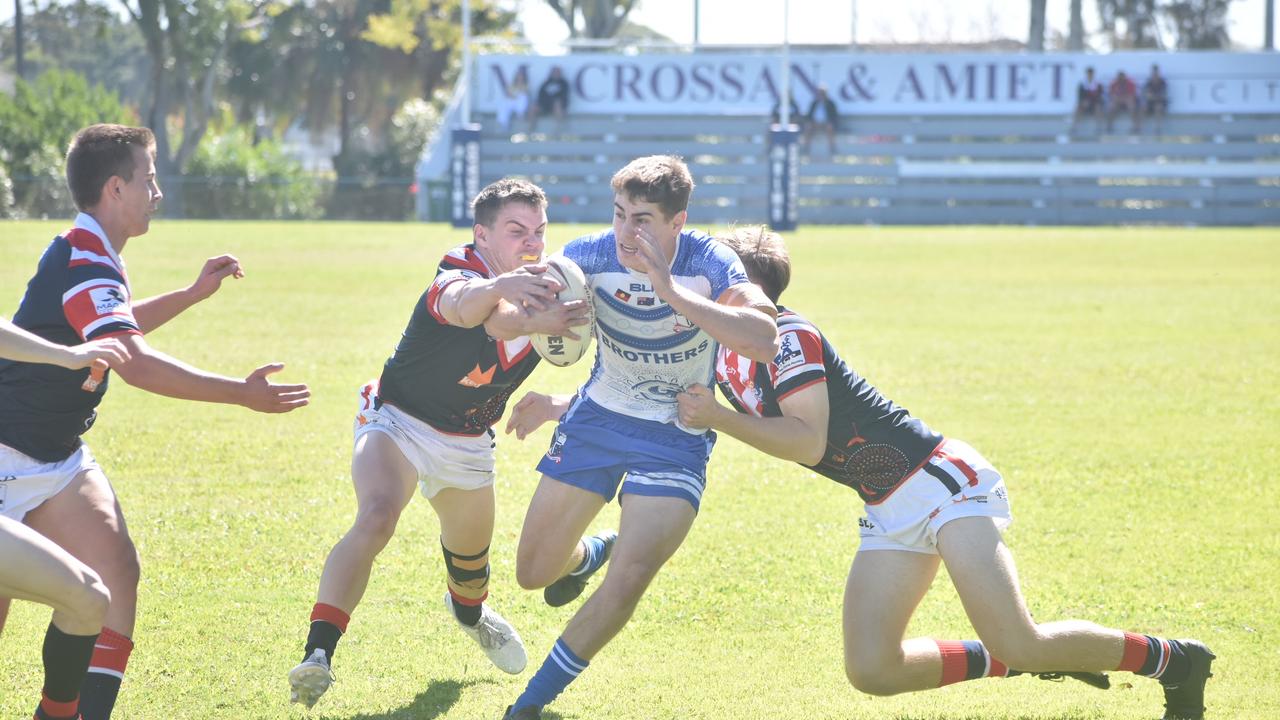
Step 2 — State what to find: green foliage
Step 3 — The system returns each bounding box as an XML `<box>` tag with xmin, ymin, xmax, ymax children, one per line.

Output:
<box><xmin>0</xmin><ymin>224</ymin><xmax>1277</xmax><ymax>719</ymax></box>
<box><xmin>182</xmin><ymin>120</ymin><xmax>324</xmax><ymax>220</ymax></box>
<box><xmin>0</xmin><ymin>69</ymin><xmax>134</xmax><ymax>218</ymax></box>
<box><xmin>0</xmin><ymin>163</ymin><xmax>15</xmax><ymax>219</ymax></box>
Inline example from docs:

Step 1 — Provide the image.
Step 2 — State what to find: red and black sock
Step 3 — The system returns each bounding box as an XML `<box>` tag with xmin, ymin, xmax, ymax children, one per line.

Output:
<box><xmin>935</xmin><ymin>639</ymin><xmax>1010</xmax><ymax>687</ymax></box>
<box><xmin>304</xmin><ymin>603</ymin><xmax>349</xmax><ymax>664</ymax></box>
<box><xmin>77</xmin><ymin>627</ymin><xmax>132</xmax><ymax>720</ymax></box>
<box><xmin>37</xmin><ymin>622</ymin><xmax>96</xmax><ymax>718</ymax></box>
<box><xmin>1117</xmin><ymin>632</ymin><xmax>1190</xmax><ymax>684</ymax></box>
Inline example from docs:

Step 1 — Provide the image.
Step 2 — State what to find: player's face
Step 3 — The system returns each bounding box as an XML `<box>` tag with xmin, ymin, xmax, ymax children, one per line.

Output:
<box><xmin>475</xmin><ymin>201</ymin><xmax>548</xmax><ymax>274</ymax></box>
<box><xmin>612</xmin><ymin>194</ymin><xmax>685</xmax><ymax>271</ymax></box>
<box><xmin>120</xmin><ymin>145</ymin><xmax>162</xmax><ymax>238</ymax></box>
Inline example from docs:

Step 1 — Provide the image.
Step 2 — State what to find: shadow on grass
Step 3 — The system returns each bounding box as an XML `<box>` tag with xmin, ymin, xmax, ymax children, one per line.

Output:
<box><xmin>332</xmin><ymin>676</ymin><xmax>553</xmax><ymax>720</ymax></box>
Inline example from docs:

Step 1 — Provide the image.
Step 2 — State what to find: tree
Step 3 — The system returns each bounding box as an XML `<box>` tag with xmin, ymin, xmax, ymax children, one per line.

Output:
<box><xmin>1097</xmin><ymin>0</ymin><xmax>1160</xmax><ymax>48</ymax></box>
<box><xmin>1069</xmin><ymin>0</ymin><xmax>1085</xmax><ymax>50</ymax></box>
<box><xmin>543</xmin><ymin>0</ymin><xmax>638</xmax><ymax>39</ymax></box>
<box><xmin>1161</xmin><ymin>0</ymin><xmax>1232</xmax><ymax>48</ymax></box>
<box><xmin>1029</xmin><ymin>0</ymin><xmax>1047</xmax><ymax>51</ymax></box>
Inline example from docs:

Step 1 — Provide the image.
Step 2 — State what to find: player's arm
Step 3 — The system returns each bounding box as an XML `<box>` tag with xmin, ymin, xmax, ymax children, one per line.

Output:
<box><xmin>109</xmin><ymin>333</ymin><xmax>309</xmax><ymax>413</ymax></box>
<box><xmin>131</xmin><ymin>255</ymin><xmax>244</xmax><ymax>333</ymax></box>
<box><xmin>438</xmin><ymin>265</ymin><xmax>561</xmax><ymax>329</ymax></box>
<box><xmin>483</xmin><ymin>298</ymin><xmax>591</xmax><ymax>341</ymax></box>
<box><xmin>504</xmin><ymin>391</ymin><xmax>573</xmax><ymax>440</ymax></box>
<box><xmin>0</xmin><ymin>318</ymin><xmax>131</xmax><ymax>370</ymax></box>
<box><xmin>663</xmin><ymin>281</ymin><xmax>779</xmax><ymax>363</ymax></box>
<box><xmin>677</xmin><ymin>381</ymin><xmax>829</xmax><ymax>466</ymax></box>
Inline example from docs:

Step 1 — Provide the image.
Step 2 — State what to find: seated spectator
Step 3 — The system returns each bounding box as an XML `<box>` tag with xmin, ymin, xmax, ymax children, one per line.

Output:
<box><xmin>803</xmin><ymin>85</ymin><xmax>838</xmax><ymax>155</ymax></box>
<box><xmin>1143</xmin><ymin>64</ymin><xmax>1169</xmax><ymax>134</ymax></box>
<box><xmin>529</xmin><ymin>66</ymin><xmax>570</xmax><ymax>132</ymax></box>
<box><xmin>1071</xmin><ymin>66</ymin><xmax>1105</xmax><ymax>135</ymax></box>
<box><xmin>496</xmin><ymin>67</ymin><xmax>529</xmax><ymax>131</ymax></box>
<box><xmin>1107</xmin><ymin>70</ymin><xmax>1141</xmax><ymax>133</ymax></box>
<box><xmin>771</xmin><ymin>92</ymin><xmax>802</xmax><ymax>128</ymax></box>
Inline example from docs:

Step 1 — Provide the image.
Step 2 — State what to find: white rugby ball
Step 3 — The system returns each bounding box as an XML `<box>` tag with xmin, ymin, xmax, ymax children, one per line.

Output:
<box><xmin>531</xmin><ymin>255</ymin><xmax>595</xmax><ymax>367</ymax></box>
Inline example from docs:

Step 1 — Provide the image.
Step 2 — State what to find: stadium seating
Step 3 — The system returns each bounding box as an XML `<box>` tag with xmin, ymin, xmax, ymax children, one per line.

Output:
<box><xmin>473</xmin><ymin>112</ymin><xmax>1279</xmax><ymax>226</ymax></box>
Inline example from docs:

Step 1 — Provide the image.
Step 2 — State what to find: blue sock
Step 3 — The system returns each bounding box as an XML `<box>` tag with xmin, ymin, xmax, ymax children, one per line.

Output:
<box><xmin>513</xmin><ymin>638</ymin><xmax>588</xmax><ymax>711</ymax></box>
<box><xmin>570</xmin><ymin>535</ymin><xmax>607</xmax><ymax>577</ymax></box>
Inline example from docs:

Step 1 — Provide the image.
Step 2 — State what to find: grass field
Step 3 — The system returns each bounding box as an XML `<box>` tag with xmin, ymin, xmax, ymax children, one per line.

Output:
<box><xmin>1</xmin><ymin>221</ymin><xmax>1277</xmax><ymax>719</ymax></box>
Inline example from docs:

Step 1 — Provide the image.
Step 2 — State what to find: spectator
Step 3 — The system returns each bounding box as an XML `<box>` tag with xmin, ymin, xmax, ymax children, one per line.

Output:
<box><xmin>803</xmin><ymin>85</ymin><xmax>838</xmax><ymax>155</ymax></box>
<box><xmin>1143</xmin><ymin>64</ymin><xmax>1169</xmax><ymax>135</ymax></box>
<box><xmin>1107</xmin><ymin>70</ymin><xmax>1141</xmax><ymax>133</ymax></box>
<box><xmin>1072</xmin><ymin>66</ymin><xmax>1105</xmax><ymax>135</ymax></box>
<box><xmin>529</xmin><ymin>66</ymin><xmax>570</xmax><ymax>132</ymax></box>
<box><xmin>496</xmin><ymin>67</ymin><xmax>530</xmax><ymax>131</ymax></box>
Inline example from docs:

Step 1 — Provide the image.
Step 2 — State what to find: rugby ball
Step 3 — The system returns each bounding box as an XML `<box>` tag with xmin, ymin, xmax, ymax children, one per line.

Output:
<box><xmin>531</xmin><ymin>255</ymin><xmax>594</xmax><ymax>367</ymax></box>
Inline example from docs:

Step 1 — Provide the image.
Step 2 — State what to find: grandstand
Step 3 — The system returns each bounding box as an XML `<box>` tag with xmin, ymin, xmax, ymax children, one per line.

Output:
<box><xmin>470</xmin><ymin>111</ymin><xmax>1279</xmax><ymax>226</ymax></box>
<box><xmin>417</xmin><ymin>50</ymin><xmax>1280</xmax><ymax>227</ymax></box>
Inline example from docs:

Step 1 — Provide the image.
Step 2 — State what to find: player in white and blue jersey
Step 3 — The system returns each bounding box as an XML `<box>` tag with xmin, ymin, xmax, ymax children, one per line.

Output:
<box><xmin>497</xmin><ymin>156</ymin><xmax>779</xmax><ymax>720</ymax></box>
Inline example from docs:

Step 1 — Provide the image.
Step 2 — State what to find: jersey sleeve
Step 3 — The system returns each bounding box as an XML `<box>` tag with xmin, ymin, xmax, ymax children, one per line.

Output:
<box><xmin>770</xmin><ymin>324</ymin><xmax>827</xmax><ymax>401</ymax></box>
<box><xmin>705</xmin><ymin>239</ymin><xmax>752</xmax><ymax>300</ymax></box>
<box><xmin>61</xmin><ymin>263</ymin><xmax>141</xmax><ymax>341</ymax></box>
<box><xmin>425</xmin><ymin>267</ymin><xmax>484</xmax><ymax>325</ymax></box>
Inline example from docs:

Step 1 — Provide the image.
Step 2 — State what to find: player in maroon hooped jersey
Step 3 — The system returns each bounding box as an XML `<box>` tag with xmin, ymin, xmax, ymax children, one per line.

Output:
<box><xmin>675</xmin><ymin>226</ymin><xmax>1214</xmax><ymax>720</ymax></box>
<box><xmin>0</xmin><ymin>124</ymin><xmax>310</xmax><ymax>720</ymax></box>
<box><xmin>288</xmin><ymin>179</ymin><xmax>591</xmax><ymax>710</ymax></box>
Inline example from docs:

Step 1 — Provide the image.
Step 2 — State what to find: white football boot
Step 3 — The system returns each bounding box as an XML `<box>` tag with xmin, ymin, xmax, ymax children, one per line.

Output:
<box><xmin>445</xmin><ymin>593</ymin><xmax>528</xmax><ymax>674</ymax></box>
<box><xmin>288</xmin><ymin>647</ymin><xmax>334</xmax><ymax>709</ymax></box>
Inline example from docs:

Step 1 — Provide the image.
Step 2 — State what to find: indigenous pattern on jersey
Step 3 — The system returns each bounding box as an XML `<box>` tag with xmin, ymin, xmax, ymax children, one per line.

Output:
<box><xmin>563</xmin><ymin>228</ymin><xmax>749</xmax><ymax>433</ymax></box>
<box><xmin>0</xmin><ymin>214</ymin><xmax>141</xmax><ymax>462</ymax></box>
<box><xmin>714</xmin><ymin>308</ymin><xmax>944</xmax><ymax>504</ymax></box>
<box><xmin>376</xmin><ymin>243</ymin><xmax>540</xmax><ymax>436</ymax></box>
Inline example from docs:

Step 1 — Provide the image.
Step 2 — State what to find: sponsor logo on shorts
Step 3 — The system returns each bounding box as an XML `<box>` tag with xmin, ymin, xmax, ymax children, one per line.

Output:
<box><xmin>547</xmin><ymin>431</ymin><xmax>567</xmax><ymax>463</ymax></box>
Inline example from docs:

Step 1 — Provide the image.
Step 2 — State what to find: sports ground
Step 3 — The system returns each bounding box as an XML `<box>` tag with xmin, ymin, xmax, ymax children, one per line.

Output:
<box><xmin>1</xmin><ymin>221</ymin><xmax>1277</xmax><ymax>719</ymax></box>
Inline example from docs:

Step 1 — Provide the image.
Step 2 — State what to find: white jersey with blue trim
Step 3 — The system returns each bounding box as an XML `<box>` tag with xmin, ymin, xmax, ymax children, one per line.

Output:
<box><xmin>562</xmin><ymin>228</ymin><xmax>750</xmax><ymax>432</ymax></box>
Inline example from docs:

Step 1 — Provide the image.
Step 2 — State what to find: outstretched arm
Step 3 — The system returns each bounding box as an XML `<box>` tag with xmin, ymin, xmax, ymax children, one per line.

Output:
<box><xmin>110</xmin><ymin>334</ymin><xmax>309</xmax><ymax>413</ymax></box>
<box><xmin>132</xmin><ymin>255</ymin><xmax>244</xmax><ymax>333</ymax></box>
<box><xmin>483</xmin><ymin>298</ymin><xmax>592</xmax><ymax>342</ymax></box>
<box><xmin>677</xmin><ymin>382</ymin><xmax>829</xmax><ymax>466</ymax></box>
<box><xmin>438</xmin><ymin>264</ymin><xmax>562</xmax><ymax>329</ymax></box>
<box><xmin>0</xmin><ymin>317</ymin><xmax>131</xmax><ymax>370</ymax></box>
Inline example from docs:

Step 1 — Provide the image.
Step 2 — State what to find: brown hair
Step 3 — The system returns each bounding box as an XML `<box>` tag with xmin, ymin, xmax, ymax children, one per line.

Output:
<box><xmin>715</xmin><ymin>225</ymin><xmax>791</xmax><ymax>303</ymax></box>
<box><xmin>65</xmin><ymin>124</ymin><xmax>156</xmax><ymax>211</ymax></box>
<box><xmin>610</xmin><ymin>155</ymin><xmax>695</xmax><ymax>219</ymax></box>
<box><xmin>472</xmin><ymin>178</ymin><xmax>548</xmax><ymax>227</ymax></box>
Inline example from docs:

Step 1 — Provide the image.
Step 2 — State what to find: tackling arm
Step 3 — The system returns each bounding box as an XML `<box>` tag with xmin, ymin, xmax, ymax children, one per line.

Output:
<box><xmin>663</xmin><ymin>282</ymin><xmax>779</xmax><ymax>363</ymax></box>
<box><xmin>677</xmin><ymin>382</ymin><xmax>829</xmax><ymax>466</ymax></box>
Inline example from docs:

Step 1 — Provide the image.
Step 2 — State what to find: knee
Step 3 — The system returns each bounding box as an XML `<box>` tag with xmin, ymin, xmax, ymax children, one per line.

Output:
<box><xmin>844</xmin><ymin>656</ymin><xmax>902</xmax><ymax>697</ymax></box>
<box><xmin>514</xmin><ymin>545</ymin><xmax>560</xmax><ymax>590</ymax></box>
<box><xmin>352</xmin><ymin>501</ymin><xmax>403</xmax><ymax>548</ymax></box>
<box><xmin>66</xmin><ymin>570</ymin><xmax>111</xmax><ymax>630</ymax></box>
<box><xmin>96</xmin><ymin>536</ymin><xmax>141</xmax><ymax>594</ymax></box>
<box><xmin>979</xmin><ymin>632</ymin><xmax>1042</xmax><ymax>671</ymax></box>
<box><xmin>596</xmin><ymin>557</ymin><xmax>659</xmax><ymax>605</ymax></box>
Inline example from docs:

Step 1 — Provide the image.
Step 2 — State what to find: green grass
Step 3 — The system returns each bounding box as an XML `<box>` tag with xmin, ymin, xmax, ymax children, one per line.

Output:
<box><xmin>1</xmin><ymin>221</ymin><xmax>1277</xmax><ymax>719</ymax></box>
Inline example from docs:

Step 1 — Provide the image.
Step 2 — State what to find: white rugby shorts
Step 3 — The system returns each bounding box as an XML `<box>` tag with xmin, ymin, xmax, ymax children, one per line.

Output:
<box><xmin>857</xmin><ymin>439</ymin><xmax>1012</xmax><ymax>555</ymax></box>
<box><xmin>0</xmin><ymin>442</ymin><xmax>100</xmax><ymax>521</ymax></box>
<box><xmin>352</xmin><ymin>382</ymin><xmax>496</xmax><ymax>499</ymax></box>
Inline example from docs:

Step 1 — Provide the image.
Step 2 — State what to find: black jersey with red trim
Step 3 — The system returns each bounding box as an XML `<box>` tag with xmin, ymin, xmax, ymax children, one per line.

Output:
<box><xmin>714</xmin><ymin>308</ymin><xmax>943</xmax><ymax>504</ymax></box>
<box><xmin>0</xmin><ymin>214</ymin><xmax>143</xmax><ymax>462</ymax></box>
<box><xmin>376</xmin><ymin>243</ymin><xmax>541</xmax><ymax>436</ymax></box>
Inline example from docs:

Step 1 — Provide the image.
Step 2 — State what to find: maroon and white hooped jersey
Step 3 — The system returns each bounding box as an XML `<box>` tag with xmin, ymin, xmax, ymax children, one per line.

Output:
<box><xmin>375</xmin><ymin>243</ymin><xmax>540</xmax><ymax>436</ymax></box>
<box><xmin>0</xmin><ymin>214</ymin><xmax>142</xmax><ymax>462</ymax></box>
<box><xmin>714</xmin><ymin>307</ymin><xmax>944</xmax><ymax>504</ymax></box>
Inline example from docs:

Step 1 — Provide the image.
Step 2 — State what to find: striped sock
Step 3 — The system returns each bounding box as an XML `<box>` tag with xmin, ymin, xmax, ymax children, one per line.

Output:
<box><xmin>78</xmin><ymin>627</ymin><xmax>133</xmax><ymax>720</ymax></box>
<box><xmin>305</xmin><ymin>603</ymin><xmax>350</xmax><ymax>664</ymax></box>
<box><xmin>35</xmin><ymin>692</ymin><xmax>80</xmax><ymax>720</ymax></box>
<box><xmin>935</xmin><ymin>640</ymin><xmax>1010</xmax><ymax>687</ymax></box>
<box><xmin>1116</xmin><ymin>632</ymin><xmax>1188</xmax><ymax>682</ymax></box>
<box><xmin>513</xmin><ymin>637</ymin><xmax>589</xmax><ymax>712</ymax></box>
<box><xmin>569</xmin><ymin>535</ymin><xmax>608</xmax><ymax>577</ymax></box>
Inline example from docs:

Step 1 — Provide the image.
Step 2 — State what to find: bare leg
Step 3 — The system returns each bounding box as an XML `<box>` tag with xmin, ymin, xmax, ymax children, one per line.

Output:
<box><xmin>315</xmin><ymin>432</ymin><xmax>418</xmax><ymax>613</ymax></box>
<box><xmin>842</xmin><ymin>549</ymin><xmax>944</xmax><ymax>695</ymax></box>
<box><xmin>515</xmin><ymin>475</ymin><xmax>605</xmax><ymax>590</ymax></box>
<box><xmin>939</xmin><ymin>516</ymin><xmax>1124</xmax><ymax>672</ymax></box>
<box><xmin>559</xmin><ymin>494</ymin><xmax>695</xmax><ymax>659</ymax></box>
<box><xmin>0</xmin><ymin>515</ymin><xmax>109</xmax><ymax>635</ymax></box>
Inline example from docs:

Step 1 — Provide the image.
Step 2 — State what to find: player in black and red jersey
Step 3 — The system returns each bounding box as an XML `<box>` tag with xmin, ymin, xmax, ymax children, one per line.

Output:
<box><xmin>674</xmin><ymin>226</ymin><xmax>1214</xmax><ymax>720</ymax></box>
<box><xmin>0</xmin><ymin>124</ymin><xmax>310</xmax><ymax>720</ymax></box>
<box><xmin>288</xmin><ymin>179</ymin><xmax>593</xmax><ymax>709</ymax></box>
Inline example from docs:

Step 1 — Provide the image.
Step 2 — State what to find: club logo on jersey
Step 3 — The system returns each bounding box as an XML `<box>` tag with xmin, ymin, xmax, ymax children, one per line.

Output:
<box><xmin>89</xmin><ymin>286</ymin><xmax>127</xmax><ymax>316</ymax></box>
<box><xmin>632</xmin><ymin>378</ymin><xmax>683</xmax><ymax>404</ymax></box>
<box><xmin>614</xmin><ymin>289</ymin><xmax>632</xmax><ymax>302</ymax></box>
<box><xmin>775</xmin><ymin>332</ymin><xmax>805</xmax><ymax>374</ymax></box>
<box><xmin>458</xmin><ymin>363</ymin><xmax>497</xmax><ymax>388</ymax></box>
